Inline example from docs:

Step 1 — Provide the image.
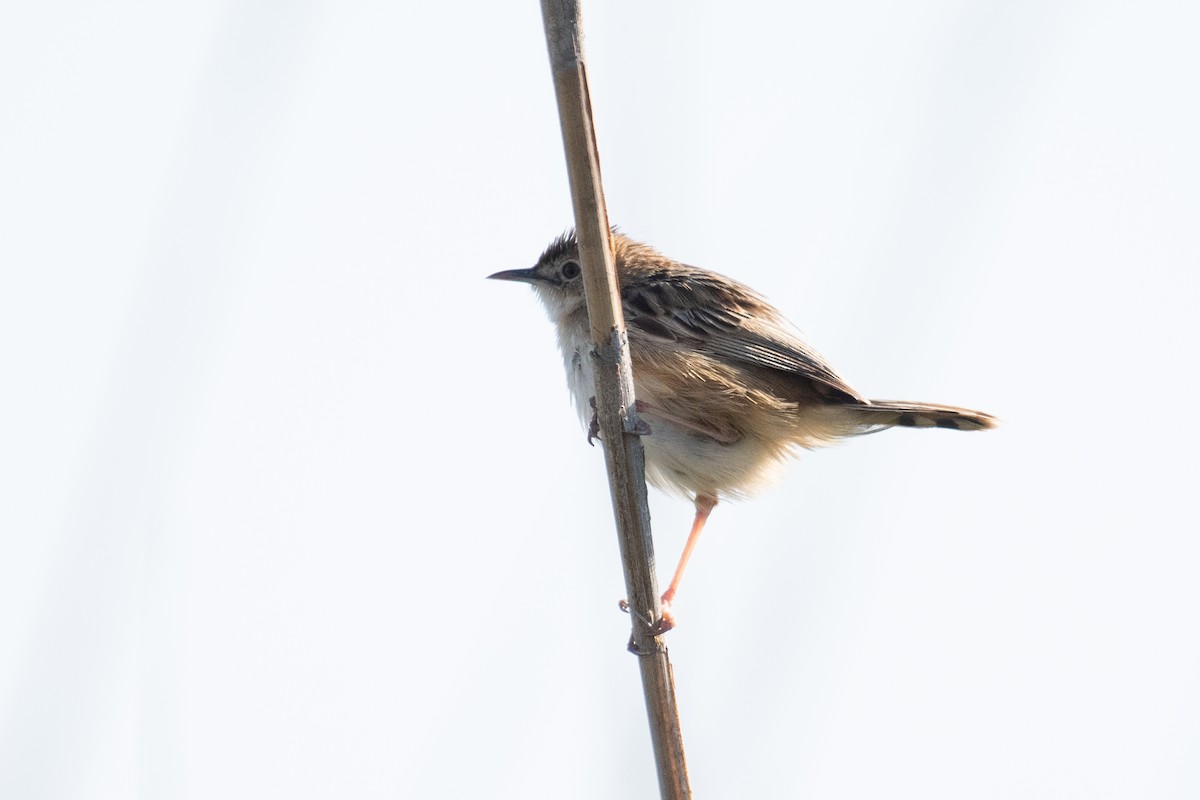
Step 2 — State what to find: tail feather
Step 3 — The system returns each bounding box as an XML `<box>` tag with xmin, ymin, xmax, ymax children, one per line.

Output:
<box><xmin>844</xmin><ymin>400</ymin><xmax>997</xmax><ymax>433</ymax></box>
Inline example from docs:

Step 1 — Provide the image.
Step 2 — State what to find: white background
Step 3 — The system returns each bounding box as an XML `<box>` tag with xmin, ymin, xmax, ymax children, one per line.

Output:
<box><xmin>2</xmin><ymin>2</ymin><xmax>1198</xmax><ymax>798</ymax></box>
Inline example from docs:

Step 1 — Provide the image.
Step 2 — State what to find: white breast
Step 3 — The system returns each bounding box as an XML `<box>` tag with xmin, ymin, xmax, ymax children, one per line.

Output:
<box><xmin>557</xmin><ymin>320</ymin><xmax>595</xmax><ymax>426</ymax></box>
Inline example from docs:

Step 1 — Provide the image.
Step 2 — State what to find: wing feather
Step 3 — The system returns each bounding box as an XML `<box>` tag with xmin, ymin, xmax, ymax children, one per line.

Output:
<box><xmin>622</xmin><ymin>271</ymin><xmax>865</xmax><ymax>403</ymax></box>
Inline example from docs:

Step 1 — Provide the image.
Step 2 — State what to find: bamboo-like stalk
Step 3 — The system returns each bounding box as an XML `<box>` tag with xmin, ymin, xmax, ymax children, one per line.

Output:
<box><xmin>539</xmin><ymin>2</ymin><xmax>691</xmax><ymax>798</ymax></box>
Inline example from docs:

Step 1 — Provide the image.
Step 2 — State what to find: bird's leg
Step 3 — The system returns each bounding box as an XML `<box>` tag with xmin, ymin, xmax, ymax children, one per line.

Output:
<box><xmin>618</xmin><ymin>492</ymin><xmax>717</xmax><ymax>637</ymax></box>
<box><xmin>660</xmin><ymin>493</ymin><xmax>719</xmax><ymax>616</ymax></box>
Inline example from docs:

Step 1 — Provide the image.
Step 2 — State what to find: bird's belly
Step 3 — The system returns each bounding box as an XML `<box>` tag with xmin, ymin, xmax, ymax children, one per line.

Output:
<box><xmin>561</xmin><ymin>339</ymin><xmax>784</xmax><ymax>501</ymax></box>
<box><xmin>638</xmin><ymin>414</ymin><xmax>783</xmax><ymax>501</ymax></box>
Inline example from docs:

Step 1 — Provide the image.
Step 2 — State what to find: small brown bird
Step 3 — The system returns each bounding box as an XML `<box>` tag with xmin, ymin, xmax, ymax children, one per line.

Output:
<box><xmin>490</xmin><ymin>231</ymin><xmax>995</xmax><ymax>627</ymax></box>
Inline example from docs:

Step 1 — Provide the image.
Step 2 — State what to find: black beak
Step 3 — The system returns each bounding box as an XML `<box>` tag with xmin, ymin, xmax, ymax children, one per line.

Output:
<box><xmin>486</xmin><ymin>267</ymin><xmax>541</xmax><ymax>284</ymax></box>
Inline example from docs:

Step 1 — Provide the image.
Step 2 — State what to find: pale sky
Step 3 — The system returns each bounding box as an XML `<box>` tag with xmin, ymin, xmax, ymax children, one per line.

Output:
<box><xmin>2</xmin><ymin>2</ymin><xmax>1198</xmax><ymax>798</ymax></box>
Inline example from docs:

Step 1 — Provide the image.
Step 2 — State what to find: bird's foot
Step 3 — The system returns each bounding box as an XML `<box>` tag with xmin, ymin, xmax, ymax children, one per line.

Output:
<box><xmin>626</xmin><ymin>415</ymin><xmax>652</xmax><ymax>436</ymax></box>
<box><xmin>618</xmin><ymin>597</ymin><xmax>676</xmax><ymax>636</ymax></box>
<box><xmin>627</xmin><ymin>400</ymin><xmax>653</xmax><ymax>436</ymax></box>
<box><xmin>587</xmin><ymin>397</ymin><xmax>600</xmax><ymax>445</ymax></box>
<box><xmin>653</xmin><ymin>604</ymin><xmax>676</xmax><ymax>636</ymax></box>
<box><xmin>588</xmin><ymin>397</ymin><xmax>653</xmax><ymax>444</ymax></box>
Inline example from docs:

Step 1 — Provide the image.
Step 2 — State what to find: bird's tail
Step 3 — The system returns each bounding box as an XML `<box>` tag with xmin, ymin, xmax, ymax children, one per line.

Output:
<box><xmin>842</xmin><ymin>400</ymin><xmax>998</xmax><ymax>433</ymax></box>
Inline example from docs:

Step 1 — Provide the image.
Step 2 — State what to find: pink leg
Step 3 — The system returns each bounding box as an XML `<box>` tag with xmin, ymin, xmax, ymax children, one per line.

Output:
<box><xmin>661</xmin><ymin>493</ymin><xmax>718</xmax><ymax>609</ymax></box>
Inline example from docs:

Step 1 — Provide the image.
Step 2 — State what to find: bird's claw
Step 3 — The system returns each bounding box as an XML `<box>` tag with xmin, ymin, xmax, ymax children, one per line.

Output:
<box><xmin>589</xmin><ymin>397</ymin><xmax>651</xmax><ymax>445</ymax></box>
<box><xmin>619</xmin><ymin>597</ymin><xmax>676</xmax><ymax>640</ymax></box>
<box><xmin>587</xmin><ymin>397</ymin><xmax>601</xmax><ymax>445</ymax></box>
<box><xmin>626</xmin><ymin>416</ymin><xmax>652</xmax><ymax>436</ymax></box>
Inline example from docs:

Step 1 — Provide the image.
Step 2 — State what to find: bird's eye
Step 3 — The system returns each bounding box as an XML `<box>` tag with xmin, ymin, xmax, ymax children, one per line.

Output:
<box><xmin>560</xmin><ymin>260</ymin><xmax>581</xmax><ymax>279</ymax></box>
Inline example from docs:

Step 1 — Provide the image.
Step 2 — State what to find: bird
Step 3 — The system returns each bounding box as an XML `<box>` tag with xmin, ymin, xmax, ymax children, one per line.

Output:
<box><xmin>489</xmin><ymin>230</ymin><xmax>995</xmax><ymax>630</ymax></box>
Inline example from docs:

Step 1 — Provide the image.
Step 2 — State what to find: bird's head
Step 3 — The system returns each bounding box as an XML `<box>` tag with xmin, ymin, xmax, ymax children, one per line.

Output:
<box><xmin>486</xmin><ymin>231</ymin><xmax>591</xmax><ymax>321</ymax></box>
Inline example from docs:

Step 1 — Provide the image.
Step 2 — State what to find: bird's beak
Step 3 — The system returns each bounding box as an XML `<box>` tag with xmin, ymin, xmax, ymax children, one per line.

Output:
<box><xmin>486</xmin><ymin>267</ymin><xmax>541</xmax><ymax>284</ymax></box>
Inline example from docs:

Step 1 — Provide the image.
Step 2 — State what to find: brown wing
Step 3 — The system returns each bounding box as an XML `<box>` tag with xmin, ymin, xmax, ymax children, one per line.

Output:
<box><xmin>621</xmin><ymin>271</ymin><xmax>865</xmax><ymax>404</ymax></box>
